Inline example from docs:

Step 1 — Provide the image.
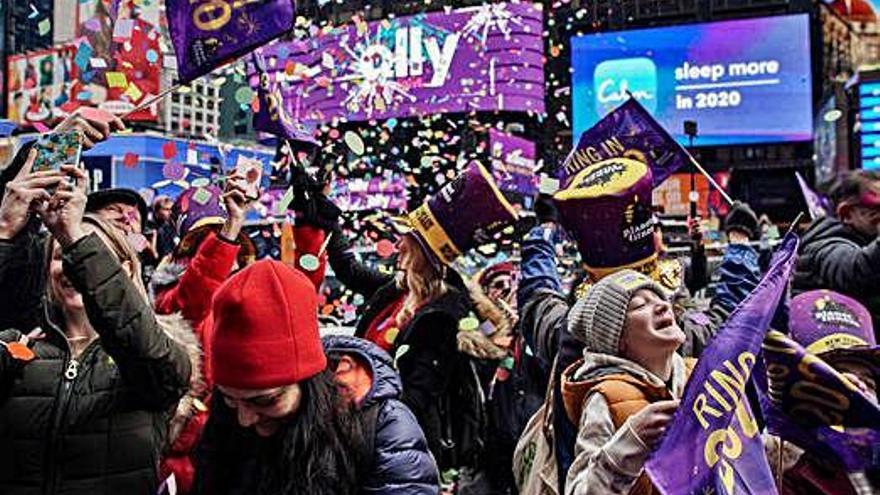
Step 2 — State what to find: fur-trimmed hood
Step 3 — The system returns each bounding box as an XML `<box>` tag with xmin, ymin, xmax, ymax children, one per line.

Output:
<box><xmin>156</xmin><ymin>312</ymin><xmax>205</xmax><ymax>446</ymax></box>
<box><xmin>457</xmin><ymin>277</ymin><xmax>517</xmax><ymax>361</ymax></box>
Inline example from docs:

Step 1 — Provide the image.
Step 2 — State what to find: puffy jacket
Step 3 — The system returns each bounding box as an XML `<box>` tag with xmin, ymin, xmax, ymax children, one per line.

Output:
<box><xmin>516</xmin><ymin>224</ymin><xmax>762</xmax><ymax>493</ymax></box>
<box><xmin>792</xmin><ymin>216</ymin><xmax>880</xmax><ymax>335</ymax></box>
<box><xmin>562</xmin><ymin>353</ymin><xmax>691</xmax><ymax>495</ymax></box>
<box><xmin>324</xmin><ymin>335</ymin><xmax>440</xmax><ymax>494</ymax></box>
<box><xmin>324</xmin><ymin>226</ymin><xmax>473</xmax><ymax>468</ymax></box>
<box><xmin>0</xmin><ymin>233</ymin><xmax>191</xmax><ymax>495</ymax></box>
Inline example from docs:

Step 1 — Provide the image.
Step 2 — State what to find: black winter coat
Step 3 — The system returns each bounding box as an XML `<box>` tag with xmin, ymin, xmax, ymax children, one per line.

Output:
<box><xmin>0</xmin><ymin>234</ymin><xmax>192</xmax><ymax>495</ymax></box>
<box><xmin>0</xmin><ymin>142</ymin><xmax>45</xmax><ymax>333</ymax></box>
<box><xmin>793</xmin><ymin>216</ymin><xmax>880</xmax><ymax>335</ymax></box>
<box><xmin>327</xmin><ymin>228</ymin><xmax>472</xmax><ymax>467</ymax></box>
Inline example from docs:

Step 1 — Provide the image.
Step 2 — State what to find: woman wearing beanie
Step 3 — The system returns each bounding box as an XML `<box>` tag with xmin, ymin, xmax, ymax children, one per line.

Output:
<box><xmin>192</xmin><ymin>259</ymin><xmax>439</xmax><ymax>495</ymax></box>
<box><xmin>562</xmin><ymin>270</ymin><xmax>690</xmax><ymax>495</ymax></box>
<box><xmin>150</xmin><ymin>174</ymin><xmax>259</xmax><ymax>494</ymax></box>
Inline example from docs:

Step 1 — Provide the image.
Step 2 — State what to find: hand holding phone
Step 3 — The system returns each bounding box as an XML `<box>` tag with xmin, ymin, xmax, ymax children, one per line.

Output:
<box><xmin>234</xmin><ymin>156</ymin><xmax>263</xmax><ymax>200</ymax></box>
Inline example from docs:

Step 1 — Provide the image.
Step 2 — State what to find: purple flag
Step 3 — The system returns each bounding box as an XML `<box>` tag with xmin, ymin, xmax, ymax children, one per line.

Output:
<box><xmin>558</xmin><ymin>98</ymin><xmax>691</xmax><ymax>189</ymax></box>
<box><xmin>795</xmin><ymin>171</ymin><xmax>827</xmax><ymax>221</ymax></box>
<box><xmin>489</xmin><ymin>129</ymin><xmax>538</xmax><ymax>207</ymax></box>
<box><xmin>760</xmin><ymin>330</ymin><xmax>880</xmax><ymax>470</ymax></box>
<box><xmin>165</xmin><ymin>0</ymin><xmax>294</xmax><ymax>84</ymax></box>
<box><xmin>646</xmin><ymin>234</ymin><xmax>801</xmax><ymax>495</ymax></box>
<box><xmin>252</xmin><ymin>57</ymin><xmax>318</xmax><ymax>145</ymax></box>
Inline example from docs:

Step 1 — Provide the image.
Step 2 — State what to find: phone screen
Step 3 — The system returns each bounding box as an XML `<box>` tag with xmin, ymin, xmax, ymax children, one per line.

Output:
<box><xmin>32</xmin><ymin>132</ymin><xmax>84</xmax><ymax>173</ymax></box>
<box><xmin>235</xmin><ymin>156</ymin><xmax>263</xmax><ymax>200</ymax></box>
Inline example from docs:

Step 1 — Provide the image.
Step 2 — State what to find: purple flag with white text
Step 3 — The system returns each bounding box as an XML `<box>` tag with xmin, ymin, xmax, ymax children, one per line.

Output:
<box><xmin>558</xmin><ymin>98</ymin><xmax>690</xmax><ymax>189</ymax></box>
<box><xmin>760</xmin><ymin>331</ymin><xmax>880</xmax><ymax>471</ymax></box>
<box><xmin>646</xmin><ymin>234</ymin><xmax>801</xmax><ymax>495</ymax></box>
<box><xmin>166</xmin><ymin>0</ymin><xmax>295</xmax><ymax>84</ymax></box>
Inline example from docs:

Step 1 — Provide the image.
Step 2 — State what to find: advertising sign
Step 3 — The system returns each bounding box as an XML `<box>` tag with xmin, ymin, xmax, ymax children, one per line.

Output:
<box><xmin>571</xmin><ymin>15</ymin><xmax>813</xmax><ymax>146</ymax></box>
<box><xmin>72</xmin><ymin>0</ymin><xmax>163</xmax><ymax>121</ymax></box>
<box><xmin>6</xmin><ymin>45</ymin><xmax>78</xmax><ymax>124</ymax></box>
<box><xmin>859</xmin><ymin>81</ymin><xmax>880</xmax><ymax>170</ymax></box>
<box><xmin>253</xmin><ymin>2</ymin><xmax>545</xmax><ymax>123</ymax></box>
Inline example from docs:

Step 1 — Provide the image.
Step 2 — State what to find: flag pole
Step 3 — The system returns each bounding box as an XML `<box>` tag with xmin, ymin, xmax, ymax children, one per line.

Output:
<box><xmin>775</xmin><ymin>437</ymin><xmax>785</xmax><ymax>489</ymax></box>
<box><xmin>122</xmin><ymin>83</ymin><xmax>183</xmax><ymax>119</ymax></box>
<box><xmin>623</xmin><ymin>92</ymin><xmax>734</xmax><ymax>206</ymax></box>
<box><xmin>685</xmin><ymin>151</ymin><xmax>734</xmax><ymax>206</ymax></box>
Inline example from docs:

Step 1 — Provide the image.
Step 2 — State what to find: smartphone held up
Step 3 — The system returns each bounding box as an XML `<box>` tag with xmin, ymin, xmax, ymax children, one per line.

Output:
<box><xmin>32</xmin><ymin>132</ymin><xmax>84</xmax><ymax>173</ymax></box>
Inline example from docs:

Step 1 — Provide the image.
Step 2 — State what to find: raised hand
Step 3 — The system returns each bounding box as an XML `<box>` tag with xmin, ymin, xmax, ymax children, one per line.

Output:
<box><xmin>0</xmin><ymin>149</ymin><xmax>66</xmax><ymax>240</ymax></box>
<box><xmin>54</xmin><ymin>107</ymin><xmax>125</xmax><ymax>149</ymax></box>
<box><xmin>219</xmin><ymin>171</ymin><xmax>251</xmax><ymax>242</ymax></box>
<box><xmin>626</xmin><ymin>399</ymin><xmax>680</xmax><ymax>448</ymax></box>
<box><xmin>35</xmin><ymin>165</ymin><xmax>89</xmax><ymax>248</ymax></box>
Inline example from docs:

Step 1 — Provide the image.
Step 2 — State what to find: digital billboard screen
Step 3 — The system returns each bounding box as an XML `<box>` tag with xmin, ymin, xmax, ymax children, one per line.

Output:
<box><xmin>252</xmin><ymin>2</ymin><xmax>545</xmax><ymax>124</ymax></box>
<box><xmin>571</xmin><ymin>15</ymin><xmax>813</xmax><ymax>146</ymax></box>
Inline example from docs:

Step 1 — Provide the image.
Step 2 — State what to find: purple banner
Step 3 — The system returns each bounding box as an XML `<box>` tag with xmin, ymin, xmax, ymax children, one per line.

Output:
<box><xmin>489</xmin><ymin>129</ymin><xmax>538</xmax><ymax>205</ymax></box>
<box><xmin>166</xmin><ymin>0</ymin><xmax>294</xmax><ymax>84</ymax></box>
<box><xmin>646</xmin><ymin>234</ymin><xmax>801</xmax><ymax>495</ymax></box>
<box><xmin>250</xmin><ymin>3</ymin><xmax>545</xmax><ymax>123</ymax></box>
<box><xmin>761</xmin><ymin>330</ymin><xmax>880</xmax><ymax>471</ymax></box>
<box><xmin>558</xmin><ymin>98</ymin><xmax>690</xmax><ymax>189</ymax></box>
<box><xmin>795</xmin><ymin>171</ymin><xmax>827</xmax><ymax>221</ymax></box>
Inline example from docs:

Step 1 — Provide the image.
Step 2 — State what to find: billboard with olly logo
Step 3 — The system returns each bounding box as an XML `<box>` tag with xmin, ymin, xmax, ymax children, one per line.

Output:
<box><xmin>249</xmin><ymin>3</ymin><xmax>545</xmax><ymax>123</ymax></box>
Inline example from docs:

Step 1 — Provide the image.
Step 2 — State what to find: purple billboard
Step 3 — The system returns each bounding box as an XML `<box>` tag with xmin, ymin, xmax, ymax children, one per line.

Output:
<box><xmin>250</xmin><ymin>3</ymin><xmax>545</xmax><ymax>123</ymax></box>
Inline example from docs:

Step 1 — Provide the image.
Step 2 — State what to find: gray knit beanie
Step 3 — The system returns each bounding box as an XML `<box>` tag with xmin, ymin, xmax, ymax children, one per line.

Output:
<box><xmin>567</xmin><ymin>269</ymin><xmax>669</xmax><ymax>354</ymax></box>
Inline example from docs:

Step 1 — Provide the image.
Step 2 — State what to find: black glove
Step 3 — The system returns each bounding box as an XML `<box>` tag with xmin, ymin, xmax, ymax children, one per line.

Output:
<box><xmin>724</xmin><ymin>201</ymin><xmax>759</xmax><ymax>240</ymax></box>
<box><xmin>289</xmin><ymin>166</ymin><xmax>341</xmax><ymax>231</ymax></box>
<box><xmin>534</xmin><ymin>194</ymin><xmax>559</xmax><ymax>224</ymax></box>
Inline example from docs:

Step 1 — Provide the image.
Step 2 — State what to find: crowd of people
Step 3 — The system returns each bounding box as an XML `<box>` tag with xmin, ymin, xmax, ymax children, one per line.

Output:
<box><xmin>0</xmin><ymin>107</ymin><xmax>877</xmax><ymax>495</ymax></box>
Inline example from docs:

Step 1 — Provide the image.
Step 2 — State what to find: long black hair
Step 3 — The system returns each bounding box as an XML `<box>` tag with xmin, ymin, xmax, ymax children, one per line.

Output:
<box><xmin>193</xmin><ymin>368</ymin><xmax>368</xmax><ymax>495</ymax></box>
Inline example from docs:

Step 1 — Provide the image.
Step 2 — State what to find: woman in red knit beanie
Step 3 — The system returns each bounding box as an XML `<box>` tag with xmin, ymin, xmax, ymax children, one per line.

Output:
<box><xmin>192</xmin><ymin>259</ymin><xmax>439</xmax><ymax>495</ymax></box>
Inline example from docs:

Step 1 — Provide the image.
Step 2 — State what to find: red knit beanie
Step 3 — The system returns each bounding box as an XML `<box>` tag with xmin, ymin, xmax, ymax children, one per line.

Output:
<box><xmin>212</xmin><ymin>259</ymin><xmax>327</xmax><ymax>389</ymax></box>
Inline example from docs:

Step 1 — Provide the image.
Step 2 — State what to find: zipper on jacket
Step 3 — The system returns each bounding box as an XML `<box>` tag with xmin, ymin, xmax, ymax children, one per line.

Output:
<box><xmin>44</xmin><ymin>343</ymin><xmax>98</xmax><ymax>495</ymax></box>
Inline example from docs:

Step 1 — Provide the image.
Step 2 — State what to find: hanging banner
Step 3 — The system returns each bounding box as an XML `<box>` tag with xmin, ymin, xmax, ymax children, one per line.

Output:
<box><xmin>166</xmin><ymin>0</ymin><xmax>295</xmax><ymax>84</ymax></box>
<box><xmin>252</xmin><ymin>2</ymin><xmax>545</xmax><ymax>123</ymax></box>
<box><xmin>6</xmin><ymin>45</ymin><xmax>78</xmax><ymax>124</ymax></box>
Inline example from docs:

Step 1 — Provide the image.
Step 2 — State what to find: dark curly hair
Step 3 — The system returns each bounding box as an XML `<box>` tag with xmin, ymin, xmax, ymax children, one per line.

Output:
<box><xmin>193</xmin><ymin>368</ymin><xmax>368</xmax><ymax>495</ymax></box>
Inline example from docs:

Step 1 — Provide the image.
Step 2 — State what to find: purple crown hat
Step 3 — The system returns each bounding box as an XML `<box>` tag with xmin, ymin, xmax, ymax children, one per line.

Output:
<box><xmin>173</xmin><ymin>186</ymin><xmax>227</xmax><ymax>239</ymax></box>
<box><xmin>171</xmin><ymin>185</ymin><xmax>256</xmax><ymax>263</ymax></box>
<box><xmin>553</xmin><ymin>157</ymin><xmax>658</xmax><ymax>281</ymax></box>
<box><xmin>397</xmin><ymin>162</ymin><xmax>518</xmax><ymax>268</ymax></box>
<box><xmin>790</xmin><ymin>290</ymin><xmax>878</xmax><ymax>364</ymax></box>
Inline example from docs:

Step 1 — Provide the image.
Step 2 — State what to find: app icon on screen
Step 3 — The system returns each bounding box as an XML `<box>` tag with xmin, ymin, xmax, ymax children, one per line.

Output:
<box><xmin>594</xmin><ymin>57</ymin><xmax>657</xmax><ymax>116</ymax></box>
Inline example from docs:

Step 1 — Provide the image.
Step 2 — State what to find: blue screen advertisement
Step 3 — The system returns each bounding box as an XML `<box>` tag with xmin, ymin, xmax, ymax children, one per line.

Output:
<box><xmin>571</xmin><ymin>15</ymin><xmax>814</xmax><ymax>146</ymax></box>
<box><xmin>859</xmin><ymin>81</ymin><xmax>880</xmax><ymax>170</ymax></box>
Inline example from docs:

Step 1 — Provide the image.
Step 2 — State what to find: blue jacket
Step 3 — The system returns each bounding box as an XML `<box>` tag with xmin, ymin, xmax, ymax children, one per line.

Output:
<box><xmin>323</xmin><ymin>335</ymin><xmax>440</xmax><ymax>495</ymax></box>
<box><xmin>516</xmin><ymin>224</ymin><xmax>762</xmax><ymax>493</ymax></box>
